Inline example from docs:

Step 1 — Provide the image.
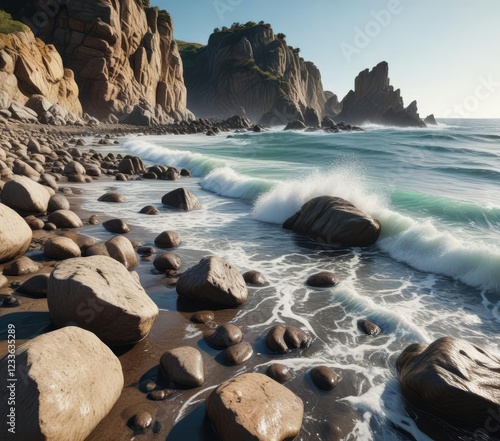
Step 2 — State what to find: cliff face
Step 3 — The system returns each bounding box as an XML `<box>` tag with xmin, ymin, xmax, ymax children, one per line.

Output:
<box><xmin>0</xmin><ymin>26</ymin><xmax>82</xmax><ymax>117</ymax></box>
<box><xmin>336</xmin><ymin>61</ymin><xmax>425</xmax><ymax>127</ymax></box>
<box><xmin>180</xmin><ymin>23</ymin><xmax>326</xmax><ymax>125</ymax></box>
<box><xmin>12</xmin><ymin>0</ymin><xmax>192</xmax><ymax>123</ymax></box>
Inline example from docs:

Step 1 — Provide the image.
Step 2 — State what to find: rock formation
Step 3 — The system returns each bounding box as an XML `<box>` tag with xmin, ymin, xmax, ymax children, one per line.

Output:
<box><xmin>397</xmin><ymin>337</ymin><xmax>500</xmax><ymax>434</ymax></box>
<box><xmin>0</xmin><ymin>23</ymin><xmax>83</xmax><ymax>123</ymax></box>
<box><xmin>179</xmin><ymin>23</ymin><xmax>327</xmax><ymax>125</ymax></box>
<box><xmin>336</xmin><ymin>61</ymin><xmax>426</xmax><ymax>127</ymax></box>
<box><xmin>283</xmin><ymin>196</ymin><xmax>381</xmax><ymax>247</ymax></box>
<box><xmin>8</xmin><ymin>0</ymin><xmax>193</xmax><ymax>123</ymax></box>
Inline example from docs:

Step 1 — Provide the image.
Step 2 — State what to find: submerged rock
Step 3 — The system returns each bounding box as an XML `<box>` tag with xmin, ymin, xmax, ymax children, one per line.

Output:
<box><xmin>358</xmin><ymin>319</ymin><xmax>382</xmax><ymax>336</ymax></box>
<box><xmin>283</xmin><ymin>196</ymin><xmax>381</xmax><ymax>247</ymax></box>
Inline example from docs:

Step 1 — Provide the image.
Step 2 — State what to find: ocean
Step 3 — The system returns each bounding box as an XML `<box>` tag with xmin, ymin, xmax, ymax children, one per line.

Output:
<box><xmin>82</xmin><ymin>119</ymin><xmax>500</xmax><ymax>440</ymax></box>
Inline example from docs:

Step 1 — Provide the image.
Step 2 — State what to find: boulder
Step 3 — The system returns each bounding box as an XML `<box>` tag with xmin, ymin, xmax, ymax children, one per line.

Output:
<box><xmin>176</xmin><ymin>256</ymin><xmax>248</xmax><ymax>307</ymax></box>
<box><xmin>0</xmin><ymin>203</ymin><xmax>32</xmax><ymax>263</ymax></box>
<box><xmin>397</xmin><ymin>337</ymin><xmax>500</xmax><ymax>432</ymax></box>
<box><xmin>223</xmin><ymin>342</ymin><xmax>253</xmax><ymax>365</ymax></box>
<box><xmin>204</xmin><ymin>323</ymin><xmax>243</xmax><ymax>349</ymax></box>
<box><xmin>154</xmin><ymin>231</ymin><xmax>181</xmax><ymax>248</ymax></box>
<box><xmin>310</xmin><ymin>366</ymin><xmax>340</xmax><ymax>391</ymax></box>
<box><xmin>139</xmin><ymin>205</ymin><xmax>160</xmax><ymax>215</ymax></box>
<box><xmin>284</xmin><ymin>120</ymin><xmax>306</xmax><ymax>131</ymax></box>
<box><xmin>206</xmin><ymin>373</ymin><xmax>304</xmax><ymax>441</ymax></box>
<box><xmin>47</xmin><ymin>209</ymin><xmax>83</xmax><ymax>228</ymax></box>
<box><xmin>191</xmin><ymin>310</ymin><xmax>215</xmax><ymax>324</ymax></box>
<box><xmin>283</xmin><ymin>196</ymin><xmax>381</xmax><ymax>247</ymax></box>
<box><xmin>306</xmin><ymin>271</ymin><xmax>339</xmax><ymax>287</ymax></box>
<box><xmin>160</xmin><ymin>346</ymin><xmax>204</xmax><ymax>388</ymax></box>
<box><xmin>161</xmin><ymin>188</ymin><xmax>202</xmax><ymax>211</ymax></box>
<box><xmin>358</xmin><ymin>319</ymin><xmax>382</xmax><ymax>336</ymax></box>
<box><xmin>242</xmin><ymin>270</ymin><xmax>268</xmax><ymax>286</ymax></box>
<box><xmin>118</xmin><ymin>156</ymin><xmax>146</xmax><ymax>175</ymax></box>
<box><xmin>0</xmin><ymin>327</ymin><xmax>123</xmax><ymax>441</ymax></box>
<box><xmin>153</xmin><ymin>252</ymin><xmax>182</xmax><ymax>272</ymax></box>
<box><xmin>266</xmin><ymin>363</ymin><xmax>293</xmax><ymax>384</ymax></box>
<box><xmin>98</xmin><ymin>192</ymin><xmax>125</xmax><ymax>203</ymax></box>
<box><xmin>47</xmin><ymin>194</ymin><xmax>70</xmax><ymax>213</ymax></box>
<box><xmin>85</xmin><ymin>236</ymin><xmax>138</xmax><ymax>269</ymax></box>
<box><xmin>48</xmin><ymin>256</ymin><xmax>159</xmax><ymax>345</ymax></box>
<box><xmin>3</xmin><ymin>256</ymin><xmax>41</xmax><ymax>276</ymax></box>
<box><xmin>44</xmin><ymin>236</ymin><xmax>82</xmax><ymax>260</ymax></box>
<box><xmin>1</xmin><ymin>175</ymin><xmax>51</xmax><ymax>214</ymax></box>
<box><xmin>102</xmin><ymin>219</ymin><xmax>131</xmax><ymax>234</ymax></box>
<box><xmin>266</xmin><ymin>324</ymin><xmax>312</xmax><ymax>354</ymax></box>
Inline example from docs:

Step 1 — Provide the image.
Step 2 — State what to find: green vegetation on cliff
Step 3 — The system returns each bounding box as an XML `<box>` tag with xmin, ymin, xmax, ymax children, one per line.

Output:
<box><xmin>0</xmin><ymin>10</ymin><xmax>24</xmax><ymax>34</ymax></box>
<box><xmin>177</xmin><ymin>41</ymin><xmax>205</xmax><ymax>70</ymax></box>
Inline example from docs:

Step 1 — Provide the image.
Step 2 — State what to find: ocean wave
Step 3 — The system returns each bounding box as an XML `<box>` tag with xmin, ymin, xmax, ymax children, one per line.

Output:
<box><xmin>200</xmin><ymin>167</ymin><xmax>275</xmax><ymax>200</ymax></box>
<box><xmin>252</xmin><ymin>168</ymin><xmax>500</xmax><ymax>291</ymax></box>
<box><xmin>122</xmin><ymin>138</ymin><xmax>224</xmax><ymax>176</ymax></box>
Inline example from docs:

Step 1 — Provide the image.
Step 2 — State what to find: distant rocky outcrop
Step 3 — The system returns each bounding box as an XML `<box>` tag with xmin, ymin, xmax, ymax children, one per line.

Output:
<box><xmin>179</xmin><ymin>23</ymin><xmax>327</xmax><ymax>125</ymax></box>
<box><xmin>8</xmin><ymin>0</ymin><xmax>193</xmax><ymax>124</ymax></box>
<box><xmin>336</xmin><ymin>61</ymin><xmax>426</xmax><ymax>127</ymax></box>
<box><xmin>0</xmin><ymin>23</ymin><xmax>83</xmax><ymax>124</ymax></box>
<box><xmin>424</xmin><ymin>114</ymin><xmax>437</xmax><ymax>125</ymax></box>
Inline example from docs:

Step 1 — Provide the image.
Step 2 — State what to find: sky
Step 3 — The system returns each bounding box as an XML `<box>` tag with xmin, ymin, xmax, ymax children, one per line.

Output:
<box><xmin>155</xmin><ymin>0</ymin><xmax>500</xmax><ymax>118</ymax></box>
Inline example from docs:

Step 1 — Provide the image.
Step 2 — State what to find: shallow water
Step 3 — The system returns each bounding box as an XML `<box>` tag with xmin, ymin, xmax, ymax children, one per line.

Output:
<box><xmin>81</xmin><ymin>119</ymin><xmax>500</xmax><ymax>440</ymax></box>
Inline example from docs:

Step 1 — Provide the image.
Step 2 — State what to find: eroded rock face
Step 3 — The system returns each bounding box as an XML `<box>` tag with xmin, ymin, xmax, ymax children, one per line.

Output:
<box><xmin>206</xmin><ymin>373</ymin><xmax>304</xmax><ymax>441</ymax></box>
<box><xmin>337</xmin><ymin>61</ymin><xmax>426</xmax><ymax>127</ymax></box>
<box><xmin>0</xmin><ymin>27</ymin><xmax>82</xmax><ymax>117</ymax></box>
<box><xmin>283</xmin><ymin>196</ymin><xmax>381</xmax><ymax>247</ymax></box>
<box><xmin>0</xmin><ymin>203</ymin><xmax>32</xmax><ymax>263</ymax></box>
<box><xmin>176</xmin><ymin>256</ymin><xmax>248</xmax><ymax>307</ymax></box>
<box><xmin>0</xmin><ymin>326</ymin><xmax>123</xmax><ymax>441</ymax></box>
<box><xmin>397</xmin><ymin>337</ymin><xmax>500</xmax><ymax>432</ymax></box>
<box><xmin>48</xmin><ymin>255</ymin><xmax>158</xmax><ymax>345</ymax></box>
<box><xmin>180</xmin><ymin>24</ymin><xmax>326</xmax><ymax>125</ymax></box>
<box><xmin>14</xmin><ymin>0</ymin><xmax>193</xmax><ymax>123</ymax></box>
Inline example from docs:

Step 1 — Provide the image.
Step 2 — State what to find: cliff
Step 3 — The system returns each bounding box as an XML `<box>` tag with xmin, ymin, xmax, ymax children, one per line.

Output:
<box><xmin>8</xmin><ymin>0</ymin><xmax>193</xmax><ymax>124</ymax></box>
<box><xmin>179</xmin><ymin>23</ymin><xmax>327</xmax><ymax>125</ymax></box>
<box><xmin>0</xmin><ymin>17</ymin><xmax>82</xmax><ymax>122</ymax></box>
<box><xmin>336</xmin><ymin>61</ymin><xmax>426</xmax><ymax>127</ymax></box>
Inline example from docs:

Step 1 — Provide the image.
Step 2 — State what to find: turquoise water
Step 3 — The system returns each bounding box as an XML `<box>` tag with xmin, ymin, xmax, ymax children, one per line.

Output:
<box><xmin>90</xmin><ymin>119</ymin><xmax>500</xmax><ymax>440</ymax></box>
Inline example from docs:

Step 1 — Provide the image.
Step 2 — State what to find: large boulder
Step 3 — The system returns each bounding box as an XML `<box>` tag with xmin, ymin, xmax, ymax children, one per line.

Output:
<box><xmin>397</xmin><ymin>337</ymin><xmax>500</xmax><ymax>432</ymax></box>
<box><xmin>0</xmin><ymin>326</ymin><xmax>123</xmax><ymax>441</ymax></box>
<box><xmin>283</xmin><ymin>196</ymin><xmax>381</xmax><ymax>247</ymax></box>
<box><xmin>1</xmin><ymin>175</ymin><xmax>51</xmax><ymax>214</ymax></box>
<box><xmin>47</xmin><ymin>256</ymin><xmax>158</xmax><ymax>345</ymax></box>
<box><xmin>176</xmin><ymin>256</ymin><xmax>248</xmax><ymax>307</ymax></box>
<box><xmin>161</xmin><ymin>188</ymin><xmax>202</xmax><ymax>211</ymax></box>
<box><xmin>206</xmin><ymin>373</ymin><xmax>304</xmax><ymax>441</ymax></box>
<box><xmin>0</xmin><ymin>203</ymin><xmax>32</xmax><ymax>263</ymax></box>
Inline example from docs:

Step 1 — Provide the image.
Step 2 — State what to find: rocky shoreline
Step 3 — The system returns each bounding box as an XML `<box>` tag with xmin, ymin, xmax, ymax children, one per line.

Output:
<box><xmin>0</xmin><ymin>121</ymin><xmax>499</xmax><ymax>441</ymax></box>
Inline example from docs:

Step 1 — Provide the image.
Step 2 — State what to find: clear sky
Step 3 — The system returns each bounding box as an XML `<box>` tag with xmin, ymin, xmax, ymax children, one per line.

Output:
<box><xmin>156</xmin><ymin>0</ymin><xmax>500</xmax><ymax>118</ymax></box>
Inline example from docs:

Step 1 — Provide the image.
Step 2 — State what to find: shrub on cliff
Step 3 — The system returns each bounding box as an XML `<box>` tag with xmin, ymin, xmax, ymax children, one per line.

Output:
<box><xmin>0</xmin><ymin>10</ymin><xmax>24</xmax><ymax>34</ymax></box>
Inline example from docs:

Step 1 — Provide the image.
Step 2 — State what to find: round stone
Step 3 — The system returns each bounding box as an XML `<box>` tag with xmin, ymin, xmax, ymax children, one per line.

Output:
<box><xmin>222</xmin><ymin>342</ymin><xmax>253</xmax><ymax>365</ymax></box>
<box><xmin>306</xmin><ymin>271</ymin><xmax>339</xmax><ymax>287</ymax></box>
<box><xmin>191</xmin><ymin>311</ymin><xmax>215</xmax><ymax>324</ymax></box>
<box><xmin>310</xmin><ymin>366</ymin><xmax>340</xmax><ymax>391</ymax></box>
<box><xmin>132</xmin><ymin>411</ymin><xmax>152</xmax><ymax>431</ymax></box>
<box><xmin>204</xmin><ymin>323</ymin><xmax>243</xmax><ymax>349</ymax></box>
<box><xmin>266</xmin><ymin>363</ymin><xmax>293</xmax><ymax>384</ymax></box>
